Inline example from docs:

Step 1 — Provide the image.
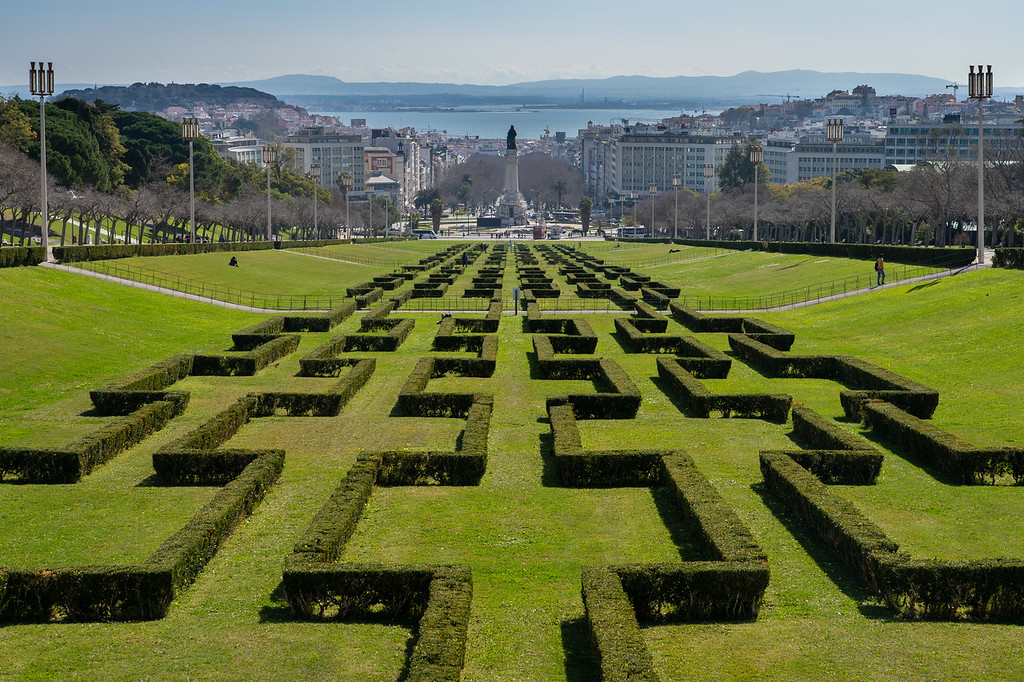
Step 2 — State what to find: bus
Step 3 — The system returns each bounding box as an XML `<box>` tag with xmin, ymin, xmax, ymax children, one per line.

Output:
<box><xmin>532</xmin><ymin>225</ymin><xmax>545</xmax><ymax>239</ymax></box>
<box><xmin>617</xmin><ymin>226</ymin><xmax>647</xmax><ymax>238</ymax></box>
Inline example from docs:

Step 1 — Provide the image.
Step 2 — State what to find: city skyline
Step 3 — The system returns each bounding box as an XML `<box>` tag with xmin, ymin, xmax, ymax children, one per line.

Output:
<box><xmin>2</xmin><ymin>0</ymin><xmax>1023</xmax><ymax>90</ymax></box>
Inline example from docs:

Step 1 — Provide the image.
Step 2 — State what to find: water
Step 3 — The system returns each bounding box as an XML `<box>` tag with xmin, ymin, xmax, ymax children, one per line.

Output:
<box><xmin>312</xmin><ymin>107</ymin><xmax>694</xmax><ymax>140</ymax></box>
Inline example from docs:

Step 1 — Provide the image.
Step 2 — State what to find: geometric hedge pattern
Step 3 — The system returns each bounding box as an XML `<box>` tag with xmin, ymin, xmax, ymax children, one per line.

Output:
<box><xmin>2</xmin><ymin>240</ymin><xmax>1023</xmax><ymax>680</ymax></box>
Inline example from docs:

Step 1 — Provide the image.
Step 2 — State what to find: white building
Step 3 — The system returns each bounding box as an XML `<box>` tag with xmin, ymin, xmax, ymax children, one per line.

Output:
<box><xmin>283</xmin><ymin>127</ymin><xmax>366</xmax><ymax>198</ymax></box>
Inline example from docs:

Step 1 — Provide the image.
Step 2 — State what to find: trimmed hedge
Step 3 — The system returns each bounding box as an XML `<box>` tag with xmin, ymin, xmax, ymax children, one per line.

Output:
<box><xmin>661</xmin><ymin>452</ymin><xmax>767</xmax><ymax>563</ymax></box>
<box><xmin>862</xmin><ymin>401</ymin><xmax>1024</xmax><ymax>485</ymax></box>
<box><xmin>728</xmin><ymin>334</ymin><xmax>938</xmax><ymax>418</ymax></box>
<box><xmin>379</xmin><ymin>396</ymin><xmax>493</xmax><ymax>486</ymax></box>
<box><xmin>0</xmin><ymin>246</ymin><xmax>45</xmax><ymax>267</ymax></box>
<box><xmin>0</xmin><ymin>399</ymin><xmax>185</xmax><ymax>483</ymax></box>
<box><xmin>657</xmin><ymin>357</ymin><xmax>791</xmax><ymax>421</ymax></box>
<box><xmin>761</xmin><ymin>449</ymin><xmax>1024</xmax><ymax>621</ymax></box>
<box><xmin>397</xmin><ymin>358</ymin><xmax>485</xmax><ymax>418</ymax></box>
<box><xmin>616</xmin><ymin>561</ymin><xmax>770</xmax><ymax>623</ymax></box>
<box><xmin>614</xmin><ymin>318</ymin><xmax>731</xmax><ymax>377</ymax></box>
<box><xmin>90</xmin><ymin>354</ymin><xmax>194</xmax><ymax>415</ymax></box>
<box><xmin>301</xmin><ymin>319</ymin><xmax>415</xmax><ymax>370</ymax></box>
<box><xmin>545</xmin><ymin>358</ymin><xmax>642</xmax><ymax>419</ymax></box>
<box><xmin>581</xmin><ymin>566</ymin><xmax>659</xmax><ymax>681</ymax></box>
<box><xmin>760</xmin><ymin>450</ymin><xmax>898</xmax><ymax>593</ymax></box>
<box><xmin>289</xmin><ymin>452</ymin><xmax>381</xmax><ymax>565</ymax></box>
<box><xmin>52</xmin><ymin>240</ymin><xmax>274</xmax><ymax>263</ymax></box>
<box><xmin>0</xmin><ymin>451</ymin><xmax>282</xmax><ymax>622</ymax></box>
<box><xmin>283</xmin><ymin>300</ymin><xmax>357</xmax><ymax>332</ymax></box>
<box><xmin>256</xmin><ymin>359</ymin><xmax>375</xmax><ymax>417</ymax></box>
<box><xmin>192</xmin><ymin>334</ymin><xmax>300</xmax><ymax>376</ymax></box>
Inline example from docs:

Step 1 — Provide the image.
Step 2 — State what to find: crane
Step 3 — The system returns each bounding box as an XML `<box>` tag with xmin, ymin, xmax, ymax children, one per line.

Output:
<box><xmin>946</xmin><ymin>83</ymin><xmax>960</xmax><ymax>100</ymax></box>
<box><xmin>756</xmin><ymin>93</ymin><xmax>797</xmax><ymax>103</ymax></box>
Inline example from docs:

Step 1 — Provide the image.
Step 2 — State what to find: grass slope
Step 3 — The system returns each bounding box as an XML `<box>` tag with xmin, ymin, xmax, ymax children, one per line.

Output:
<box><xmin>1</xmin><ymin>255</ymin><xmax>1022</xmax><ymax>680</ymax></box>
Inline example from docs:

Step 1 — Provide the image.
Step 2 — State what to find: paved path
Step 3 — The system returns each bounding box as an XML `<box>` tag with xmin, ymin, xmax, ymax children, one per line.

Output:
<box><xmin>39</xmin><ymin>262</ymin><xmax>299</xmax><ymax>313</ymax></box>
<box><xmin>718</xmin><ymin>251</ymin><xmax>993</xmax><ymax>313</ymax></box>
<box><xmin>42</xmin><ymin>249</ymin><xmax>994</xmax><ymax>315</ymax></box>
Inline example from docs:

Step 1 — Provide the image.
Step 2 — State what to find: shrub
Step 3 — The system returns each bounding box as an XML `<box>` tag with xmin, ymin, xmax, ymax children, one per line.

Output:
<box><xmin>0</xmin><ymin>246</ymin><xmax>45</xmax><ymax>267</ymax></box>
<box><xmin>657</xmin><ymin>357</ymin><xmax>791</xmax><ymax>421</ymax></box>
<box><xmin>0</xmin><ymin>399</ymin><xmax>185</xmax><ymax>483</ymax></box>
<box><xmin>0</xmin><ymin>451</ymin><xmax>282</xmax><ymax>622</ymax></box>
<box><xmin>90</xmin><ymin>354</ymin><xmax>194</xmax><ymax>415</ymax></box>
<box><xmin>581</xmin><ymin>566</ymin><xmax>659</xmax><ymax>681</ymax></box>
<box><xmin>862</xmin><ymin>401</ymin><xmax>1024</xmax><ymax>484</ymax></box>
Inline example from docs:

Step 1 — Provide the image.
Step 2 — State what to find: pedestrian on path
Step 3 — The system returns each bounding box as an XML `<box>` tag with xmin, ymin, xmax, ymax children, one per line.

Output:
<box><xmin>875</xmin><ymin>255</ymin><xmax>885</xmax><ymax>286</ymax></box>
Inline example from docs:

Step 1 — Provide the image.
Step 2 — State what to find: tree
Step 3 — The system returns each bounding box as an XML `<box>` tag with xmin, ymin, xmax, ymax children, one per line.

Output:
<box><xmin>0</xmin><ymin>96</ymin><xmax>35</xmax><ymax>153</ymax></box>
<box><xmin>430</xmin><ymin>197</ymin><xmax>444</xmax><ymax>232</ymax></box>
<box><xmin>550</xmin><ymin>177</ymin><xmax>568</xmax><ymax>207</ymax></box>
<box><xmin>415</xmin><ymin>187</ymin><xmax>442</xmax><ymax>215</ymax></box>
<box><xmin>579</xmin><ymin>196</ymin><xmax>593</xmax><ymax>236</ymax></box>
<box><xmin>718</xmin><ymin>142</ymin><xmax>761</xmax><ymax>192</ymax></box>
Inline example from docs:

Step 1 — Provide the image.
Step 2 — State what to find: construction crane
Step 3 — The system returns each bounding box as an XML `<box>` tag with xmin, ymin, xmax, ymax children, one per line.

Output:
<box><xmin>756</xmin><ymin>93</ymin><xmax>797</xmax><ymax>103</ymax></box>
<box><xmin>946</xmin><ymin>83</ymin><xmax>960</xmax><ymax>100</ymax></box>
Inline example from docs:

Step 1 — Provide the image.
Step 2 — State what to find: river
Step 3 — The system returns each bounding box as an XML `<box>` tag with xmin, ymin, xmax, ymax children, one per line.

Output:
<box><xmin>310</xmin><ymin>106</ymin><xmax>706</xmax><ymax>140</ymax></box>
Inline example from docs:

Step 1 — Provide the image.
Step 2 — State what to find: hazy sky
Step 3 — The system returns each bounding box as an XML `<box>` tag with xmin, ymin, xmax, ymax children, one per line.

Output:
<box><xmin>3</xmin><ymin>0</ymin><xmax>1023</xmax><ymax>89</ymax></box>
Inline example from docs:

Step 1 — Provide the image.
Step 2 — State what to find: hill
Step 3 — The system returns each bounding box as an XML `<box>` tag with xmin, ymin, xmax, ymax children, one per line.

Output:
<box><xmin>55</xmin><ymin>81</ymin><xmax>289</xmax><ymax>112</ymax></box>
<box><xmin>223</xmin><ymin>69</ymin><xmax>974</xmax><ymax>109</ymax></box>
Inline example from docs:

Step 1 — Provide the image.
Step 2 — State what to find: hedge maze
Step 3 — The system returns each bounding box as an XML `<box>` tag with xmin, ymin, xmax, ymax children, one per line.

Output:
<box><xmin>3</xmin><ymin>241</ymin><xmax>1024</xmax><ymax>678</ymax></box>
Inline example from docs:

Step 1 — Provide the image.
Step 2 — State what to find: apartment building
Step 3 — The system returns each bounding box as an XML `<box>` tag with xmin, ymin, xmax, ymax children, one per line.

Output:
<box><xmin>283</xmin><ymin>127</ymin><xmax>366</xmax><ymax>198</ymax></box>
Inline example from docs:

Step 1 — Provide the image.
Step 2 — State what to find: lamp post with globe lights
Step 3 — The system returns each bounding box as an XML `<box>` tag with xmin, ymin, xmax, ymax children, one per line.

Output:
<box><xmin>703</xmin><ymin>164</ymin><xmax>714</xmax><ymax>240</ymax></box>
<box><xmin>750</xmin><ymin>145</ymin><xmax>763</xmax><ymax>241</ymax></box>
<box><xmin>672</xmin><ymin>174</ymin><xmax>681</xmax><ymax>240</ymax></box>
<box><xmin>29</xmin><ymin>61</ymin><xmax>54</xmax><ymax>259</ymax></box>
<box><xmin>181</xmin><ymin>117</ymin><xmax>201</xmax><ymax>243</ymax></box>
<box><xmin>969</xmin><ymin>65</ymin><xmax>993</xmax><ymax>264</ymax></box>
<box><xmin>262</xmin><ymin>145</ymin><xmax>276</xmax><ymax>242</ymax></box>
<box><xmin>826</xmin><ymin>118</ymin><xmax>844</xmax><ymax>243</ymax></box>
<box><xmin>310</xmin><ymin>162</ymin><xmax>321</xmax><ymax>238</ymax></box>
<box><xmin>649</xmin><ymin>183</ymin><xmax>657</xmax><ymax>238</ymax></box>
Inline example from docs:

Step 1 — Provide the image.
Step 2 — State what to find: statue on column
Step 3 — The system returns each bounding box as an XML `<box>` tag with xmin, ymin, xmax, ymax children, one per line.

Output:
<box><xmin>506</xmin><ymin>125</ymin><xmax>517</xmax><ymax>150</ymax></box>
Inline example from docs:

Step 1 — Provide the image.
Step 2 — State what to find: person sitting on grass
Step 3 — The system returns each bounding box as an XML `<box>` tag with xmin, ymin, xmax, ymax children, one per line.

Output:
<box><xmin>229</xmin><ymin>256</ymin><xmax>239</xmax><ymax>267</ymax></box>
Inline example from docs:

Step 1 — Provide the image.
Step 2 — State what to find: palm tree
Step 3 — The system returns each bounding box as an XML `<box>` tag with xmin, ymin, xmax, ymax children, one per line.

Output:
<box><xmin>430</xmin><ymin>197</ymin><xmax>444</xmax><ymax>233</ymax></box>
<box><xmin>579</xmin><ymin>196</ymin><xmax>593</xmax><ymax>236</ymax></box>
<box><xmin>550</xmin><ymin>178</ymin><xmax>567</xmax><ymax>208</ymax></box>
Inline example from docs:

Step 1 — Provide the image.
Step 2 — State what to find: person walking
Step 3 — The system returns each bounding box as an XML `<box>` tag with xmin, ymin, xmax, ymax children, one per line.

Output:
<box><xmin>875</xmin><ymin>255</ymin><xmax>885</xmax><ymax>286</ymax></box>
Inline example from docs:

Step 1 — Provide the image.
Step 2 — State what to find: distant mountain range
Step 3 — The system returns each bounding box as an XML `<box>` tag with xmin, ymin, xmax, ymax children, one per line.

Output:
<box><xmin>4</xmin><ymin>69</ymin><xmax>1019</xmax><ymax>111</ymax></box>
<box><xmin>220</xmin><ymin>70</ymin><xmax>1021</xmax><ymax>110</ymax></box>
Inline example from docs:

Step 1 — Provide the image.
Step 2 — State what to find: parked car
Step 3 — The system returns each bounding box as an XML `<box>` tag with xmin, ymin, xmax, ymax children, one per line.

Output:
<box><xmin>413</xmin><ymin>229</ymin><xmax>438</xmax><ymax>239</ymax></box>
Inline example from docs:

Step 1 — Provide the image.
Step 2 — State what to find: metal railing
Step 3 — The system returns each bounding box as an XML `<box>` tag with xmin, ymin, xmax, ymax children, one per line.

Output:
<box><xmin>285</xmin><ymin>246</ymin><xmax>411</xmax><ymax>268</ymax></box>
<box><xmin>578</xmin><ymin>246</ymin><xmax>726</xmax><ymax>269</ymax></box>
<box><xmin>73</xmin><ymin>261</ymin><xmax>345</xmax><ymax>310</ymax></box>
<box><xmin>678</xmin><ymin>260</ymin><xmax>959</xmax><ymax>311</ymax></box>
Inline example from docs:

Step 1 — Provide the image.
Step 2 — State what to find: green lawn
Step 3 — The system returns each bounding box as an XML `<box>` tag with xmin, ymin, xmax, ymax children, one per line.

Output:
<box><xmin>1</xmin><ymin>254</ymin><xmax>1022</xmax><ymax>680</ymax></box>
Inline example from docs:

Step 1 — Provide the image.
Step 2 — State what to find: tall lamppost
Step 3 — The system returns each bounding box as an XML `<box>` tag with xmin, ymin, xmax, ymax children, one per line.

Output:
<box><xmin>703</xmin><ymin>164</ymin><xmax>714</xmax><ymax>240</ymax></box>
<box><xmin>341</xmin><ymin>176</ymin><xmax>352</xmax><ymax>239</ymax></box>
<box><xmin>630</xmin><ymin>191</ymin><xmax>637</xmax><ymax>231</ymax></box>
<box><xmin>969</xmin><ymin>65</ymin><xmax>993</xmax><ymax>264</ymax></box>
<box><xmin>262</xmin><ymin>145</ymin><xmax>276</xmax><ymax>242</ymax></box>
<box><xmin>649</xmin><ymin>183</ymin><xmax>657</xmax><ymax>238</ymax></box>
<box><xmin>826</xmin><ymin>118</ymin><xmax>844</xmax><ymax>243</ymax></box>
<box><xmin>310</xmin><ymin>162</ymin><xmax>321</xmax><ymax>239</ymax></box>
<box><xmin>29</xmin><ymin>61</ymin><xmax>54</xmax><ymax>260</ymax></box>
<box><xmin>750</xmin><ymin>145</ymin><xmax>763</xmax><ymax>241</ymax></box>
<box><xmin>672</xmin><ymin>174</ymin><xmax>681</xmax><ymax>240</ymax></box>
<box><xmin>181</xmin><ymin>117</ymin><xmax>201</xmax><ymax>243</ymax></box>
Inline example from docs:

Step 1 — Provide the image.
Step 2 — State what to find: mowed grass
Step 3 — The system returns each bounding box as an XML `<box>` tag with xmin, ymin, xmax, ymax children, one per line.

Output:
<box><xmin>1</xmin><ymin>255</ymin><xmax>1023</xmax><ymax>679</ymax></box>
<box><xmin>80</xmin><ymin>248</ymin><xmax>401</xmax><ymax>296</ymax></box>
<box><xmin>579</xmin><ymin>240</ymin><xmax>949</xmax><ymax>299</ymax></box>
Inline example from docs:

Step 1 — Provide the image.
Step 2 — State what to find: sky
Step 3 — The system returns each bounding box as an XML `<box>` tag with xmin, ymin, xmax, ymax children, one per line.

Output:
<box><xmin>3</xmin><ymin>0</ymin><xmax>1023</xmax><ymax>90</ymax></box>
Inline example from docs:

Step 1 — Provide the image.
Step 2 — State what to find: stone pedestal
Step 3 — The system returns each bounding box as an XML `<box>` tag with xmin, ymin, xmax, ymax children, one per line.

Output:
<box><xmin>495</xmin><ymin>148</ymin><xmax>529</xmax><ymax>226</ymax></box>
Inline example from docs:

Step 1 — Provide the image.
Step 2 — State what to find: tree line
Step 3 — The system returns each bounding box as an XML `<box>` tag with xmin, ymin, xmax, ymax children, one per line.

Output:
<box><xmin>0</xmin><ymin>96</ymin><xmax>387</xmax><ymax>246</ymax></box>
<box><xmin>629</xmin><ymin>135</ymin><xmax>1024</xmax><ymax>248</ymax></box>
